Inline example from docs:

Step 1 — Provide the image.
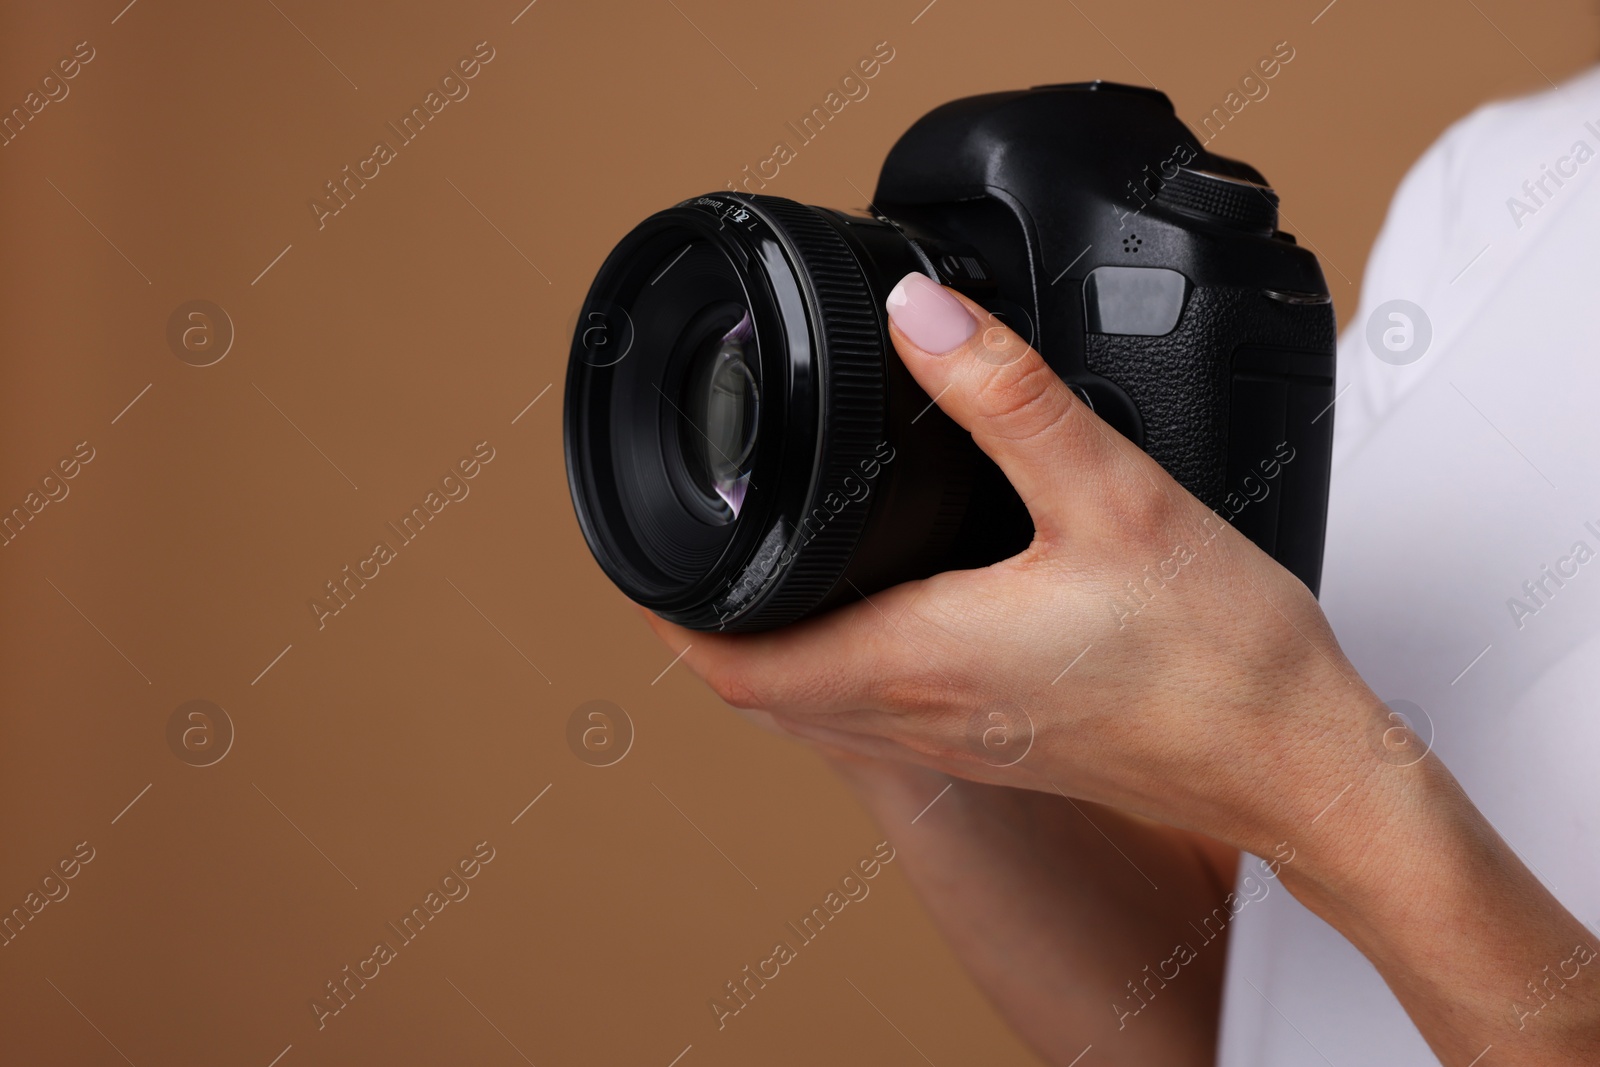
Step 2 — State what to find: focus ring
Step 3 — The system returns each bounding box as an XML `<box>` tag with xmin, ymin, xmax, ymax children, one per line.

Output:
<box><xmin>731</xmin><ymin>195</ymin><xmax>884</xmax><ymax>630</ymax></box>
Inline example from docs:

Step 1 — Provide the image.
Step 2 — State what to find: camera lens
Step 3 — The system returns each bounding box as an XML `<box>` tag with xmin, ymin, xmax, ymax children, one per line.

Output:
<box><xmin>564</xmin><ymin>193</ymin><xmax>1020</xmax><ymax>631</ymax></box>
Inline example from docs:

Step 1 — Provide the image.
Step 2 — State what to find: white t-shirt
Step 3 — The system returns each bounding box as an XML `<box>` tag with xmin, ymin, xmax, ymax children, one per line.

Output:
<box><xmin>1219</xmin><ymin>67</ymin><xmax>1600</xmax><ymax>1065</ymax></box>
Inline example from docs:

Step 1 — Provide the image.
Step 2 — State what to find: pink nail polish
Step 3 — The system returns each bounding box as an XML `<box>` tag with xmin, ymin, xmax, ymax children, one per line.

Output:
<box><xmin>885</xmin><ymin>273</ymin><xmax>976</xmax><ymax>355</ymax></box>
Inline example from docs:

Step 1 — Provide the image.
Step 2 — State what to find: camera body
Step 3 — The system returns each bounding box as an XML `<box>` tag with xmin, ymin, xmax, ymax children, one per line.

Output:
<box><xmin>564</xmin><ymin>82</ymin><xmax>1336</xmax><ymax>632</ymax></box>
<box><xmin>855</xmin><ymin>81</ymin><xmax>1334</xmax><ymax>582</ymax></box>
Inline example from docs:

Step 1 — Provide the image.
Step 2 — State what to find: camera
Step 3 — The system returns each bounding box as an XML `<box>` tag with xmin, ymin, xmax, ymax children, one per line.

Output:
<box><xmin>564</xmin><ymin>82</ymin><xmax>1336</xmax><ymax>632</ymax></box>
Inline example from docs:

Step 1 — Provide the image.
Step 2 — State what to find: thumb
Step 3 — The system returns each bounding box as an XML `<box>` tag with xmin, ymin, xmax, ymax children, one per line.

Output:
<box><xmin>884</xmin><ymin>272</ymin><xmax>1140</xmax><ymax>534</ymax></box>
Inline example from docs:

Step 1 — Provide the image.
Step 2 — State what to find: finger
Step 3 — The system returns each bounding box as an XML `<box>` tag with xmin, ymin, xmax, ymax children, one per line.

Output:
<box><xmin>636</xmin><ymin>596</ymin><xmax>914</xmax><ymax>716</ymax></box>
<box><xmin>884</xmin><ymin>272</ymin><xmax>1168</xmax><ymax>536</ymax></box>
<box><xmin>768</xmin><ymin>714</ymin><xmax>933</xmax><ymax>767</ymax></box>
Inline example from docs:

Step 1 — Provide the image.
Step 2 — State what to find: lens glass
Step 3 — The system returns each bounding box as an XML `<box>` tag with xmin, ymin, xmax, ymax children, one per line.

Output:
<box><xmin>675</xmin><ymin>307</ymin><xmax>757</xmax><ymax>523</ymax></box>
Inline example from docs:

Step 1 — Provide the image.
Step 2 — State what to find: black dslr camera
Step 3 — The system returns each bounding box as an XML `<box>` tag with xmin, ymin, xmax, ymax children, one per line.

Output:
<box><xmin>564</xmin><ymin>82</ymin><xmax>1335</xmax><ymax>632</ymax></box>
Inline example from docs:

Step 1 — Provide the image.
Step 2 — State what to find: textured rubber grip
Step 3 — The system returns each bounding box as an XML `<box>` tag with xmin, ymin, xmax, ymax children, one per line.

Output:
<box><xmin>1085</xmin><ymin>288</ymin><xmax>1335</xmax><ymax>592</ymax></box>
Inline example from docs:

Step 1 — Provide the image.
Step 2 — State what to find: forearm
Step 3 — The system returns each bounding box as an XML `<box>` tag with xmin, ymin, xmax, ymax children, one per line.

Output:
<box><xmin>1283</xmin><ymin>747</ymin><xmax>1600</xmax><ymax>1064</ymax></box>
<box><xmin>829</xmin><ymin>756</ymin><xmax>1239</xmax><ymax>1066</ymax></box>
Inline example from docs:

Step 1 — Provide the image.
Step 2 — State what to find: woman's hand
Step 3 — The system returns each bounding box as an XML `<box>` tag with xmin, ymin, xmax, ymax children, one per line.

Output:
<box><xmin>646</xmin><ymin>272</ymin><xmax>1387</xmax><ymax>866</ymax></box>
<box><xmin>643</xmin><ymin>274</ymin><xmax>1600</xmax><ymax>1065</ymax></box>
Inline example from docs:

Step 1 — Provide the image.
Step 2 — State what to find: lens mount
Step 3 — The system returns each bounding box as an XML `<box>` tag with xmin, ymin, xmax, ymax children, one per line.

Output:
<box><xmin>564</xmin><ymin>193</ymin><xmax>888</xmax><ymax>630</ymax></box>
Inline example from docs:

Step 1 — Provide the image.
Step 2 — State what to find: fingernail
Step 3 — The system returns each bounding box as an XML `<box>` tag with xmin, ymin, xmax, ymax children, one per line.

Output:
<box><xmin>885</xmin><ymin>273</ymin><xmax>976</xmax><ymax>355</ymax></box>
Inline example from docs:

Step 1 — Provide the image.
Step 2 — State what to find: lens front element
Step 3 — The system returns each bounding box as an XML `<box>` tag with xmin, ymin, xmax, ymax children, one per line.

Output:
<box><xmin>677</xmin><ymin>308</ymin><xmax>758</xmax><ymax>524</ymax></box>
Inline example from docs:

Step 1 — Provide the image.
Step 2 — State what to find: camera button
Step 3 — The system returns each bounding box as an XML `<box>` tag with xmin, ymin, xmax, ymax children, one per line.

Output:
<box><xmin>1083</xmin><ymin>266</ymin><xmax>1189</xmax><ymax>336</ymax></box>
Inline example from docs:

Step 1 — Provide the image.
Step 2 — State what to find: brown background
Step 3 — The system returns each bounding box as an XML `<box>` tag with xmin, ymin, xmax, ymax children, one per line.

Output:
<box><xmin>0</xmin><ymin>1</ymin><xmax>1592</xmax><ymax>1064</ymax></box>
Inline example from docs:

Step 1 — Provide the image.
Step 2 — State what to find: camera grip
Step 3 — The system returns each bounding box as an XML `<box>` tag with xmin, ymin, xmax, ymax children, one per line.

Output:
<box><xmin>1084</xmin><ymin>288</ymin><xmax>1336</xmax><ymax>592</ymax></box>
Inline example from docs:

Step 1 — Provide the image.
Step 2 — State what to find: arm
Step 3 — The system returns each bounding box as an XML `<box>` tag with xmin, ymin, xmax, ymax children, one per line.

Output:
<box><xmin>1283</xmin><ymin>753</ymin><xmax>1600</xmax><ymax>1063</ymax></box>
<box><xmin>827</xmin><ymin>755</ymin><xmax>1240</xmax><ymax>1066</ymax></box>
